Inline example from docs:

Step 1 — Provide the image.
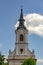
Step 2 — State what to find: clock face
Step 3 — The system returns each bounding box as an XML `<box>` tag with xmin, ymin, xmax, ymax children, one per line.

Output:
<box><xmin>20</xmin><ymin>34</ymin><xmax>23</xmax><ymax>41</ymax></box>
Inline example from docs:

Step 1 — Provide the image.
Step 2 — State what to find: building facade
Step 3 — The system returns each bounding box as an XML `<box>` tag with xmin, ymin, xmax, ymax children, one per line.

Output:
<box><xmin>7</xmin><ymin>9</ymin><xmax>36</xmax><ymax>65</ymax></box>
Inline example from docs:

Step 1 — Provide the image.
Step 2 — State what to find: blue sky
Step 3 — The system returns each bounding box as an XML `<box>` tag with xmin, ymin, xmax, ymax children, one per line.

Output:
<box><xmin>0</xmin><ymin>0</ymin><xmax>43</xmax><ymax>65</ymax></box>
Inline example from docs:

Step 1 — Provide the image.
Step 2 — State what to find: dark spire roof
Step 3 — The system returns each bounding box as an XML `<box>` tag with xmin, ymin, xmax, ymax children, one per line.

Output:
<box><xmin>16</xmin><ymin>8</ymin><xmax>27</xmax><ymax>30</ymax></box>
<box><xmin>19</xmin><ymin>8</ymin><xmax>25</xmax><ymax>26</ymax></box>
<box><xmin>20</xmin><ymin>8</ymin><xmax>23</xmax><ymax>19</ymax></box>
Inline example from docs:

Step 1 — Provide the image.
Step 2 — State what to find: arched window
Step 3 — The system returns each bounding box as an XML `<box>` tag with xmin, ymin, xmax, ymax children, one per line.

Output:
<box><xmin>20</xmin><ymin>34</ymin><xmax>23</xmax><ymax>41</ymax></box>
<box><xmin>20</xmin><ymin>49</ymin><xmax>23</xmax><ymax>54</ymax></box>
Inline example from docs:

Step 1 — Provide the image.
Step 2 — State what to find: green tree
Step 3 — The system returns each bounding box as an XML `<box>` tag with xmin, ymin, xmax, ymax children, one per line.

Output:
<box><xmin>0</xmin><ymin>53</ymin><xmax>5</xmax><ymax>65</ymax></box>
<box><xmin>0</xmin><ymin>52</ymin><xmax>8</xmax><ymax>65</ymax></box>
<box><xmin>22</xmin><ymin>58</ymin><xmax>36</xmax><ymax>65</ymax></box>
<box><xmin>3</xmin><ymin>63</ymin><xmax>8</xmax><ymax>65</ymax></box>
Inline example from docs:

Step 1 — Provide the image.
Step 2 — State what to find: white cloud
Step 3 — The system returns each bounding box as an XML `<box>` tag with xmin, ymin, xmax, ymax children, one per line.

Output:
<box><xmin>15</xmin><ymin>13</ymin><xmax>43</xmax><ymax>37</ymax></box>
<box><xmin>15</xmin><ymin>21</ymin><xmax>19</xmax><ymax>30</ymax></box>
<box><xmin>24</xmin><ymin>13</ymin><xmax>43</xmax><ymax>36</ymax></box>
<box><xmin>4</xmin><ymin>56</ymin><xmax>8</xmax><ymax>63</ymax></box>
<box><xmin>37</xmin><ymin>59</ymin><xmax>43</xmax><ymax>63</ymax></box>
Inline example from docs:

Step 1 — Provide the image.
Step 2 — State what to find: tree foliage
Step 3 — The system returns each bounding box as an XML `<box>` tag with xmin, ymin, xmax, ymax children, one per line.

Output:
<box><xmin>0</xmin><ymin>53</ymin><xmax>8</xmax><ymax>65</ymax></box>
<box><xmin>0</xmin><ymin>53</ymin><xmax>5</xmax><ymax>65</ymax></box>
<box><xmin>22</xmin><ymin>58</ymin><xmax>36</xmax><ymax>65</ymax></box>
<box><xmin>2</xmin><ymin>63</ymin><xmax>8</xmax><ymax>65</ymax></box>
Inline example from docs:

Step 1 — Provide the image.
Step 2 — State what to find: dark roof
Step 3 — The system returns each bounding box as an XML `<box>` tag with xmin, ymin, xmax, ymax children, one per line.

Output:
<box><xmin>16</xmin><ymin>8</ymin><xmax>27</xmax><ymax>30</ymax></box>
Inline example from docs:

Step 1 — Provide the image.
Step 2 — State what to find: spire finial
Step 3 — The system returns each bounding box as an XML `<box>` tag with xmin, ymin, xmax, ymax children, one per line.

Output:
<box><xmin>19</xmin><ymin>6</ymin><xmax>25</xmax><ymax>21</ymax></box>
<box><xmin>21</xmin><ymin>5</ymin><xmax>23</xmax><ymax>9</ymax></box>
<box><xmin>18</xmin><ymin>6</ymin><xmax>25</xmax><ymax>26</ymax></box>
<box><xmin>20</xmin><ymin>6</ymin><xmax>23</xmax><ymax>19</ymax></box>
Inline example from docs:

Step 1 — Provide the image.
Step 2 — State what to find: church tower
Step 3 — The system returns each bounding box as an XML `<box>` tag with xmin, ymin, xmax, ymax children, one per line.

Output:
<box><xmin>7</xmin><ymin>9</ymin><xmax>36</xmax><ymax>65</ymax></box>
<box><xmin>15</xmin><ymin>8</ymin><xmax>28</xmax><ymax>55</ymax></box>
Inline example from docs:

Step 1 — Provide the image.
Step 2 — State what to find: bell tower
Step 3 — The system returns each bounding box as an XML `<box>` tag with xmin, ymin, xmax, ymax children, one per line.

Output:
<box><xmin>15</xmin><ymin>8</ymin><xmax>28</xmax><ymax>55</ymax></box>
<box><xmin>8</xmin><ymin>8</ymin><xmax>37</xmax><ymax>65</ymax></box>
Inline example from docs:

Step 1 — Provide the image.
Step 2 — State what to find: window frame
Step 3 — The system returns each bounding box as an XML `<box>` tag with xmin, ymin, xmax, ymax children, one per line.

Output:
<box><xmin>20</xmin><ymin>34</ymin><xmax>23</xmax><ymax>41</ymax></box>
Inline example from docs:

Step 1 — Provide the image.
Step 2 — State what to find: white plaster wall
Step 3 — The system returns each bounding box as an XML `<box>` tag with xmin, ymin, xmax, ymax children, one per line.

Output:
<box><xmin>9</xmin><ymin>60</ymin><xmax>15</xmax><ymax>65</ymax></box>
<box><xmin>16</xmin><ymin>28</ymin><xmax>28</xmax><ymax>43</ymax></box>
<box><xmin>16</xmin><ymin>43</ymin><xmax>28</xmax><ymax>55</ymax></box>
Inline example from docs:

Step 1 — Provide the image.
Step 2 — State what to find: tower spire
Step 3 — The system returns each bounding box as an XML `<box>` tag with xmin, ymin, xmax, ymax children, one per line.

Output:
<box><xmin>19</xmin><ymin>8</ymin><xmax>25</xmax><ymax>26</ymax></box>
<box><xmin>20</xmin><ymin>8</ymin><xmax>23</xmax><ymax>19</ymax></box>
